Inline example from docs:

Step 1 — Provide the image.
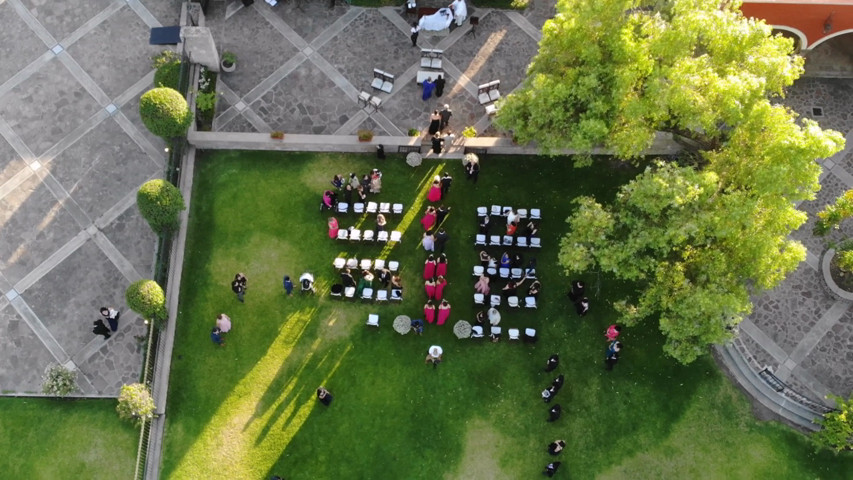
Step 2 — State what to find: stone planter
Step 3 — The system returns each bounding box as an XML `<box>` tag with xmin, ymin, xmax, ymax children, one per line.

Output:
<box><xmin>220</xmin><ymin>60</ymin><xmax>236</xmax><ymax>73</ymax></box>
<box><xmin>821</xmin><ymin>248</ymin><xmax>853</xmax><ymax>300</ymax></box>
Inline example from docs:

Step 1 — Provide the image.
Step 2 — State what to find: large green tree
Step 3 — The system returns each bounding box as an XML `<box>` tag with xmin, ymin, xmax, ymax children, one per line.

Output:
<box><xmin>506</xmin><ymin>0</ymin><xmax>845</xmax><ymax>363</ymax></box>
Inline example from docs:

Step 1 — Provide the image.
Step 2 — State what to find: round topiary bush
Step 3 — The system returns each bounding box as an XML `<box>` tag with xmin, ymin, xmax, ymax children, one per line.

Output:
<box><xmin>139</xmin><ymin>87</ymin><xmax>192</xmax><ymax>139</ymax></box>
<box><xmin>117</xmin><ymin>383</ymin><xmax>156</xmax><ymax>426</ymax></box>
<box><xmin>125</xmin><ymin>279</ymin><xmax>167</xmax><ymax>327</ymax></box>
<box><xmin>137</xmin><ymin>179</ymin><xmax>185</xmax><ymax>235</ymax></box>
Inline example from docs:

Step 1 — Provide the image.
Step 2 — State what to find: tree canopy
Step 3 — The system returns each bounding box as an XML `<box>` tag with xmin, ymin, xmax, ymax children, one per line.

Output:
<box><xmin>509</xmin><ymin>0</ymin><xmax>845</xmax><ymax>363</ymax></box>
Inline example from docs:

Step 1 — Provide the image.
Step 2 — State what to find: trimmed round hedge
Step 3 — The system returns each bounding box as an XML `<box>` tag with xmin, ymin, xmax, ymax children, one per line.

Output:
<box><xmin>139</xmin><ymin>87</ymin><xmax>192</xmax><ymax>139</ymax></box>
<box><xmin>137</xmin><ymin>179</ymin><xmax>185</xmax><ymax>235</ymax></box>
<box><xmin>125</xmin><ymin>279</ymin><xmax>167</xmax><ymax>327</ymax></box>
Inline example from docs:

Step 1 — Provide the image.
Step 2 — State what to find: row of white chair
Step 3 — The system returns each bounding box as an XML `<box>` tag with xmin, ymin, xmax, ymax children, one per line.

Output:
<box><xmin>331</xmin><ymin>285</ymin><xmax>403</xmax><ymax>302</ymax></box>
<box><xmin>474</xmin><ymin>293</ymin><xmax>537</xmax><ymax>309</ymax></box>
<box><xmin>474</xmin><ymin>234</ymin><xmax>541</xmax><ymax>248</ymax></box>
<box><xmin>472</xmin><ymin>266</ymin><xmax>536</xmax><ymax>280</ymax></box>
<box><xmin>477</xmin><ymin>206</ymin><xmax>541</xmax><ymax>220</ymax></box>
<box><xmin>471</xmin><ymin>326</ymin><xmax>537</xmax><ymax>341</ymax></box>
<box><xmin>337</xmin><ymin>229</ymin><xmax>402</xmax><ymax>242</ymax></box>
<box><xmin>334</xmin><ymin>258</ymin><xmax>400</xmax><ymax>272</ymax></box>
<box><xmin>336</xmin><ymin>202</ymin><xmax>404</xmax><ymax>215</ymax></box>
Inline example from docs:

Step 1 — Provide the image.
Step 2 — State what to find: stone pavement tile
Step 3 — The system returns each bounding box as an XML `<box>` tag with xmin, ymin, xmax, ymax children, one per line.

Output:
<box><xmin>67</xmin><ymin>6</ymin><xmax>162</xmax><ymax>99</ymax></box>
<box><xmin>209</xmin><ymin>8</ymin><xmax>301</xmax><ymax>97</ymax></box>
<box><xmin>0</xmin><ymin>174</ymin><xmax>81</xmax><ymax>285</ymax></box>
<box><xmin>20</xmin><ymin>0</ymin><xmax>115</xmax><ymax>43</ymax></box>
<box><xmin>121</xmin><ymin>86</ymin><xmax>167</xmax><ymax>153</ymax></box>
<box><xmin>0</xmin><ymin>3</ymin><xmax>49</xmax><ymax>86</ymax></box>
<box><xmin>443</xmin><ymin>13</ymin><xmax>537</xmax><ymax>89</ymax></box>
<box><xmin>521</xmin><ymin>0</ymin><xmax>556</xmax><ymax>30</ymax></box>
<box><xmin>381</xmin><ymin>81</ymin><xmax>479</xmax><ymax>135</ymax></box>
<box><xmin>0</xmin><ymin>303</ymin><xmax>57</xmax><ymax>394</ymax></box>
<box><xmin>23</xmin><ymin>239</ymin><xmax>128</xmax><ymax>355</ymax></box>
<box><xmin>250</xmin><ymin>61</ymin><xmax>361</xmax><ymax>134</ymax></box>
<box><xmin>782</xmin><ymin>77</ymin><xmax>853</xmax><ymax>135</ymax></box>
<box><xmin>749</xmin><ymin>263</ymin><xmax>835</xmax><ymax>354</ymax></box>
<box><xmin>317</xmin><ymin>10</ymin><xmax>414</xmax><ymax>92</ymax></box>
<box><xmin>789</xmin><ymin>170</ymin><xmax>853</xmax><ymax>255</ymax></box>
<box><xmin>138</xmin><ymin>0</ymin><xmax>180</xmax><ymax>27</ymax></box>
<box><xmin>0</xmin><ymin>135</ymin><xmax>27</xmax><ymax>187</ymax></box>
<box><xmin>100</xmin><ymin>206</ymin><xmax>158</xmax><ymax>278</ymax></box>
<box><xmin>0</xmin><ymin>58</ymin><xmax>101</xmax><ymax>156</ymax></box>
<box><xmin>273</xmin><ymin>1</ymin><xmax>351</xmax><ymax>44</ymax></box>
<box><xmin>352</xmin><ymin>115</ymin><xmax>386</xmax><ymax>136</ymax></box>
<box><xmin>47</xmin><ymin>118</ymin><xmax>160</xmax><ymax>220</ymax></box>
<box><xmin>75</xmin><ymin>319</ymin><xmax>146</xmax><ymax>395</ymax></box>
<box><xmin>799</xmin><ymin>308</ymin><xmax>853</xmax><ymax>397</ymax></box>
<box><xmin>220</xmin><ymin>112</ymin><xmax>261</xmax><ymax>133</ymax></box>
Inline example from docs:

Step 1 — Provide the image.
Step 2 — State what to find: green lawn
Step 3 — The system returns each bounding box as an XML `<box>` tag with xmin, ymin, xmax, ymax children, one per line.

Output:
<box><xmin>161</xmin><ymin>151</ymin><xmax>853</xmax><ymax>479</ymax></box>
<box><xmin>0</xmin><ymin>398</ymin><xmax>137</xmax><ymax>478</ymax></box>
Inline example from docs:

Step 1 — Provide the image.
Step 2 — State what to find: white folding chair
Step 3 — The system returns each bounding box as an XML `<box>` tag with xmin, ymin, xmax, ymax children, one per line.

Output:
<box><xmin>490</xmin><ymin>295</ymin><xmax>501</xmax><ymax>307</ymax></box>
<box><xmin>379</xmin><ymin>202</ymin><xmax>391</xmax><ymax>214</ymax></box>
<box><xmin>360</xmin><ymin>259</ymin><xmax>373</xmax><ymax>270</ymax></box>
<box><xmin>486</xmin><ymin>267</ymin><xmax>497</xmax><ymax>277</ymax></box>
<box><xmin>349</xmin><ymin>229</ymin><xmax>361</xmax><ymax>241</ymax></box>
<box><xmin>392</xmin><ymin>203</ymin><xmax>403</xmax><ymax>214</ymax></box>
<box><xmin>389</xmin><ymin>231</ymin><xmax>402</xmax><ymax>242</ymax></box>
<box><xmin>490</xmin><ymin>205</ymin><xmax>503</xmax><ymax>216</ymax></box>
<box><xmin>337</xmin><ymin>230</ymin><xmax>349</xmax><ymax>240</ymax></box>
<box><xmin>374</xmin><ymin>259</ymin><xmax>386</xmax><ymax>270</ymax></box>
<box><xmin>524</xmin><ymin>267</ymin><xmax>537</xmax><ymax>279</ymax></box>
<box><xmin>346</xmin><ymin>258</ymin><xmax>359</xmax><ymax>269</ymax></box>
<box><xmin>531</xmin><ymin>237</ymin><xmax>542</xmax><ymax>248</ymax></box>
<box><xmin>530</xmin><ymin>208</ymin><xmax>541</xmax><ymax>220</ymax></box>
<box><xmin>333</xmin><ymin>257</ymin><xmax>346</xmax><ymax>269</ymax></box>
<box><xmin>473</xmin><ymin>266</ymin><xmax>484</xmax><ymax>277</ymax></box>
<box><xmin>376</xmin><ymin>290</ymin><xmax>389</xmax><ymax>302</ymax></box>
<box><xmin>367</xmin><ymin>202</ymin><xmax>378</xmax><ymax>213</ymax></box>
<box><xmin>508</xmin><ymin>328</ymin><xmax>520</xmax><ymax>340</ymax></box>
<box><xmin>525</xmin><ymin>296</ymin><xmax>537</xmax><ymax>309</ymax></box>
<box><xmin>377</xmin><ymin>231</ymin><xmax>389</xmax><ymax>242</ymax></box>
<box><xmin>361</xmin><ymin>287</ymin><xmax>374</xmax><ymax>301</ymax></box>
<box><xmin>489</xmin><ymin>235</ymin><xmax>501</xmax><ymax>246</ymax></box>
<box><xmin>391</xmin><ymin>288</ymin><xmax>403</xmax><ymax>301</ymax></box>
<box><xmin>471</xmin><ymin>325</ymin><xmax>485</xmax><ymax>338</ymax></box>
<box><xmin>363</xmin><ymin>230</ymin><xmax>375</xmax><ymax>242</ymax></box>
<box><xmin>499</xmin><ymin>268</ymin><xmax>510</xmax><ymax>279</ymax></box>
<box><xmin>490</xmin><ymin>326</ymin><xmax>502</xmax><ymax>340</ymax></box>
<box><xmin>516</xmin><ymin>237</ymin><xmax>528</xmax><ymax>248</ymax></box>
<box><xmin>516</xmin><ymin>208</ymin><xmax>528</xmax><ymax>219</ymax></box>
<box><xmin>366</xmin><ymin>313</ymin><xmax>379</xmax><ymax>327</ymax></box>
<box><xmin>476</xmin><ymin>206</ymin><xmax>488</xmax><ymax>217</ymax></box>
<box><xmin>524</xmin><ymin>328</ymin><xmax>538</xmax><ymax>343</ymax></box>
<box><xmin>475</xmin><ymin>234</ymin><xmax>487</xmax><ymax>246</ymax></box>
<box><xmin>353</xmin><ymin>203</ymin><xmax>365</xmax><ymax>214</ymax></box>
<box><xmin>511</xmin><ymin>268</ymin><xmax>523</xmax><ymax>279</ymax></box>
<box><xmin>337</xmin><ymin>202</ymin><xmax>349</xmax><ymax>213</ymax></box>
<box><xmin>388</xmin><ymin>261</ymin><xmax>400</xmax><ymax>272</ymax></box>
<box><xmin>502</xmin><ymin>235</ymin><xmax>514</xmax><ymax>246</ymax></box>
<box><xmin>344</xmin><ymin>286</ymin><xmax>356</xmax><ymax>300</ymax></box>
<box><xmin>474</xmin><ymin>293</ymin><xmax>485</xmax><ymax>305</ymax></box>
<box><xmin>507</xmin><ymin>296</ymin><xmax>520</xmax><ymax>308</ymax></box>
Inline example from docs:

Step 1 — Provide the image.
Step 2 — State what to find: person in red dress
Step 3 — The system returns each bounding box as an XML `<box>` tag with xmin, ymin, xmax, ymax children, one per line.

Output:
<box><xmin>436</xmin><ymin>253</ymin><xmax>448</xmax><ymax>277</ymax></box>
<box><xmin>421</xmin><ymin>206</ymin><xmax>437</xmax><ymax>231</ymax></box>
<box><xmin>427</xmin><ymin>177</ymin><xmax>442</xmax><ymax>202</ymax></box>
<box><xmin>434</xmin><ymin>276</ymin><xmax>448</xmax><ymax>300</ymax></box>
<box><xmin>425</xmin><ymin>278</ymin><xmax>437</xmax><ymax>299</ymax></box>
<box><xmin>423</xmin><ymin>255</ymin><xmax>437</xmax><ymax>279</ymax></box>
<box><xmin>424</xmin><ymin>300</ymin><xmax>437</xmax><ymax>324</ymax></box>
<box><xmin>437</xmin><ymin>299</ymin><xmax>451</xmax><ymax>325</ymax></box>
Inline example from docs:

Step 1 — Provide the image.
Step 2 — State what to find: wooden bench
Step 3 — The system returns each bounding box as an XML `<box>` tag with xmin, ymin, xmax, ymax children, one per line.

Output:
<box><xmin>420</xmin><ymin>49</ymin><xmax>443</xmax><ymax>70</ymax></box>
<box><xmin>464</xmin><ymin>147</ymin><xmax>487</xmax><ymax>158</ymax></box>
<box><xmin>398</xmin><ymin>145</ymin><xmax>422</xmax><ymax>154</ymax></box>
<box><xmin>371</xmin><ymin>69</ymin><xmax>395</xmax><ymax>94</ymax></box>
<box><xmin>416</xmin><ymin>71</ymin><xmax>443</xmax><ymax>84</ymax></box>
<box><xmin>477</xmin><ymin>80</ymin><xmax>501</xmax><ymax>105</ymax></box>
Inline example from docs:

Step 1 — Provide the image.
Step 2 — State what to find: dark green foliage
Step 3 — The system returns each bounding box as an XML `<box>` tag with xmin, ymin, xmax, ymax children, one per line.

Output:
<box><xmin>125</xmin><ymin>279</ymin><xmax>167</xmax><ymax>327</ymax></box>
<box><xmin>137</xmin><ymin>179</ymin><xmax>185</xmax><ymax>235</ymax></box>
<box><xmin>139</xmin><ymin>87</ymin><xmax>192</xmax><ymax>139</ymax></box>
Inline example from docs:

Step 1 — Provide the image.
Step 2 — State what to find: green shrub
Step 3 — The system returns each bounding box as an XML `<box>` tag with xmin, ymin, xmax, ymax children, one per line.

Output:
<box><xmin>221</xmin><ymin>51</ymin><xmax>237</xmax><ymax>67</ymax></box>
<box><xmin>462</xmin><ymin>126</ymin><xmax>477</xmax><ymax>138</ymax></box>
<box><xmin>196</xmin><ymin>91</ymin><xmax>217</xmax><ymax>112</ymax></box>
<box><xmin>152</xmin><ymin>50</ymin><xmax>181</xmax><ymax>90</ymax></box>
<box><xmin>813</xmin><ymin>394</ymin><xmax>853</xmax><ymax>452</ymax></box>
<box><xmin>137</xmin><ymin>179</ymin><xmax>185</xmax><ymax>235</ymax></box>
<box><xmin>407</xmin><ymin>128</ymin><xmax>420</xmax><ymax>136</ymax></box>
<box><xmin>41</xmin><ymin>364</ymin><xmax>78</xmax><ymax>397</ymax></box>
<box><xmin>125</xmin><ymin>279</ymin><xmax>167</xmax><ymax>327</ymax></box>
<box><xmin>117</xmin><ymin>383</ymin><xmax>156</xmax><ymax>426</ymax></box>
<box><xmin>139</xmin><ymin>87</ymin><xmax>192</xmax><ymax>139</ymax></box>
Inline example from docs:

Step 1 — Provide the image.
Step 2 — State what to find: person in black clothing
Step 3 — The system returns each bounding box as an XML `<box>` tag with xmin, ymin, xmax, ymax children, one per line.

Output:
<box><xmin>232</xmin><ymin>273</ymin><xmax>247</xmax><ymax>302</ymax></box>
<box><xmin>92</xmin><ymin>319</ymin><xmax>111</xmax><ymax>339</ymax></box>
<box><xmin>434</xmin><ymin>228</ymin><xmax>449</xmax><ymax>253</ymax></box>
<box><xmin>547</xmin><ymin>404</ymin><xmax>562</xmax><ymax>422</ymax></box>
<box><xmin>436</xmin><ymin>204</ymin><xmax>450</xmax><ymax>225</ymax></box>
<box><xmin>440</xmin><ymin>173</ymin><xmax>452</xmax><ymax>196</ymax></box>
<box><xmin>543</xmin><ymin>462</ymin><xmax>561</xmax><ymax>477</ymax></box>
<box><xmin>431</xmin><ymin>133</ymin><xmax>444</xmax><ymax>154</ymax></box>
<box><xmin>340</xmin><ymin>268</ymin><xmax>356</xmax><ymax>288</ymax></box>
<box><xmin>439</xmin><ymin>104</ymin><xmax>452</xmax><ymax>130</ymax></box>
<box><xmin>377</xmin><ymin>267</ymin><xmax>392</xmax><ymax>287</ymax></box>
<box><xmin>576</xmin><ymin>297</ymin><xmax>590</xmax><ymax>316</ymax></box>
<box><xmin>316</xmin><ymin>386</ymin><xmax>333</xmax><ymax>406</ymax></box>
<box><xmin>465</xmin><ymin>159</ymin><xmax>479</xmax><ymax>182</ymax></box>
<box><xmin>544</xmin><ymin>354</ymin><xmax>559</xmax><ymax>372</ymax></box>
<box><xmin>568</xmin><ymin>280</ymin><xmax>585</xmax><ymax>302</ymax></box>
<box><xmin>99</xmin><ymin>307</ymin><xmax>120</xmax><ymax>332</ymax></box>
<box><xmin>434</xmin><ymin>75</ymin><xmax>446</xmax><ymax>97</ymax></box>
<box><xmin>547</xmin><ymin>440</ymin><xmax>566</xmax><ymax>455</ymax></box>
<box><xmin>410</xmin><ymin>22</ymin><xmax>419</xmax><ymax>47</ymax></box>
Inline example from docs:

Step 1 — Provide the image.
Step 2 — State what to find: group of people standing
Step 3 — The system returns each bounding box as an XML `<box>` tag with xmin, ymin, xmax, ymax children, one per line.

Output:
<box><xmin>540</xmin><ymin>354</ymin><xmax>566</xmax><ymax>476</ymax></box>
<box><xmin>423</xmin><ymin>254</ymin><xmax>452</xmax><ymax>325</ymax></box>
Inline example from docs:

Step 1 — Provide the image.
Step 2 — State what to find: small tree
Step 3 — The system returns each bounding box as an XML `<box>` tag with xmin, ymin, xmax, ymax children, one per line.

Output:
<box><xmin>815</xmin><ymin>189</ymin><xmax>853</xmax><ymax>273</ymax></box>
<box><xmin>152</xmin><ymin>50</ymin><xmax>181</xmax><ymax>90</ymax></box>
<box><xmin>41</xmin><ymin>364</ymin><xmax>78</xmax><ymax>397</ymax></box>
<box><xmin>137</xmin><ymin>179</ymin><xmax>185</xmax><ymax>235</ymax></box>
<box><xmin>126</xmin><ymin>279</ymin><xmax>167</xmax><ymax>327</ymax></box>
<box><xmin>139</xmin><ymin>87</ymin><xmax>192</xmax><ymax>139</ymax></box>
<box><xmin>117</xmin><ymin>383</ymin><xmax>156</xmax><ymax>426</ymax></box>
<box><xmin>813</xmin><ymin>394</ymin><xmax>853</xmax><ymax>452</ymax></box>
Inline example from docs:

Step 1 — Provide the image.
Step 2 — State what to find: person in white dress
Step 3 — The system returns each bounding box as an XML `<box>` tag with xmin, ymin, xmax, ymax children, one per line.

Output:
<box><xmin>216</xmin><ymin>313</ymin><xmax>232</xmax><ymax>333</ymax></box>
<box><xmin>449</xmin><ymin>0</ymin><xmax>467</xmax><ymax>26</ymax></box>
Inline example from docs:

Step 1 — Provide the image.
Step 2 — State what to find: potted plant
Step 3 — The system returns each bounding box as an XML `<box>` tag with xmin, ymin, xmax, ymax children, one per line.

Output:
<box><xmin>462</xmin><ymin>126</ymin><xmax>477</xmax><ymax>139</ymax></box>
<box><xmin>357</xmin><ymin>129</ymin><xmax>374</xmax><ymax>142</ymax></box>
<box><xmin>270</xmin><ymin>131</ymin><xmax>285</xmax><ymax>140</ymax></box>
<box><xmin>220</xmin><ymin>51</ymin><xmax>237</xmax><ymax>73</ymax></box>
<box><xmin>407</xmin><ymin>128</ymin><xmax>420</xmax><ymax>137</ymax></box>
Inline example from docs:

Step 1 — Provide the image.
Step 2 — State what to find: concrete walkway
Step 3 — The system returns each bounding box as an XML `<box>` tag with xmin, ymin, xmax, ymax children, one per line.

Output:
<box><xmin>0</xmin><ymin>0</ymin><xmax>849</xmax><ymax>435</ymax></box>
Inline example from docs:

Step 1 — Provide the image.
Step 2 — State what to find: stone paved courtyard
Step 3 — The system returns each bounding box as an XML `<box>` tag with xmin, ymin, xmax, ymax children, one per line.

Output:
<box><xmin>0</xmin><ymin>0</ymin><xmax>850</xmax><ymax>416</ymax></box>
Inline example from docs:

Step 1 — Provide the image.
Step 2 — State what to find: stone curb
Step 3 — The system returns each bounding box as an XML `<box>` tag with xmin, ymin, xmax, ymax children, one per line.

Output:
<box><xmin>821</xmin><ymin>248</ymin><xmax>853</xmax><ymax>300</ymax></box>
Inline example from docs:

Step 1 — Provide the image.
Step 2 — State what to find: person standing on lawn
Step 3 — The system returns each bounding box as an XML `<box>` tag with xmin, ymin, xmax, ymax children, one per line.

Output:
<box><xmin>440</xmin><ymin>172</ymin><xmax>452</xmax><ymax>197</ymax></box>
<box><xmin>232</xmin><ymin>272</ymin><xmax>247</xmax><ymax>303</ymax></box>
<box><xmin>283</xmin><ymin>275</ymin><xmax>294</xmax><ymax>296</ymax></box>
<box><xmin>211</xmin><ymin>327</ymin><xmax>225</xmax><ymax>346</ymax></box>
<box><xmin>317</xmin><ymin>386</ymin><xmax>334</xmax><ymax>406</ymax></box>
